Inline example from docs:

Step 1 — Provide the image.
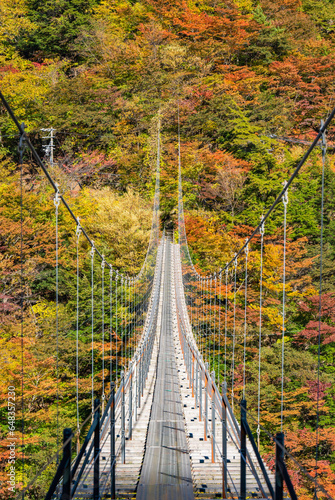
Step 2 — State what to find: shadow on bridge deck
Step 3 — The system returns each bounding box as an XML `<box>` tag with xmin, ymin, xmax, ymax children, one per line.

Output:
<box><xmin>136</xmin><ymin>240</ymin><xmax>194</xmax><ymax>500</ymax></box>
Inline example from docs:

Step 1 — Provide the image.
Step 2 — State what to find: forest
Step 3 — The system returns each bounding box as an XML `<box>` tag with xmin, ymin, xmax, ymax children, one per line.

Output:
<box><xmin>0</xmin><ymin>0</ymin><xmax>335</xmax><ymax>498</ymax></box>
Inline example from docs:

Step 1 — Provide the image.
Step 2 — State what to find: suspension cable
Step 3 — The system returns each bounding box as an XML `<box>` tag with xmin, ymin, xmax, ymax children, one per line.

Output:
<box><xmin>132</xmin><ymin>277</ymin><xmax>135</xmax><ymax>361</ymax></box>
<box><xmin>315</xmin><ymin>121</ymin><xmax>327</xmax><ymax>498</ymax></box>
<box><xmin>109</xmin><ymin>267</ymin><xmax>113</xmax><ymax>386</ymax></box>
<box><xmin>190</xmin><ymin>276</ymin><xmax>193</xmax><ymax>331</ymax></box>
<box><xmin>101</xmin><ymin>255</ymin><xmax>105</xmax><ymax>408</ymax></box>
<box><xmin>257</xmin><ymin>218</ymin><xmax>265</xmax><ymax>448</ymax></box>
<box><xmin>121</xmin><ymin>276</ymin><xmax>124</xmax><ymax>370</ymax></box>
<box><xmin>209</xmin><ymin>276</ymin><xmax>212</xmax><ymax>370</ymax></box>
<box><xmin>115</xmin><ymin>271</ymin><xmax>119</xmax><ymax>384</ymax></box>
<box><xmin>218</xmin><ymin>270</ymin><xmax>221</xmax><ymax>381</ymax></box>
<box><xmin>202</xmin><ymin>277</ymin><xmax>205</xmax><ymax>360</ymax></box>
<box><xmin>75</xmin><ymin>218</ymin><xmax>81</xmax><ymax>453</ymax></box>
<box><xmin>197</xmin><ymin>275</ymin><xmax>200</xmax><ymax>349</ymax></box>
<box><xmin>213</xmin><ymin>274</ymin><xmax>217</xmax><ymax>374</ymax></box>
<box><xmin>53</xmin><ymin>184</ymin><xmax>60</xmax><ymax>462</ymax></box>
<box><xmin>206</xmin><ymin>278</ymin><xmax>209</xmax><ymax>364</ymax></box>
<box><xmin>281</xmin><ymin>182</ymin><xmax>289</xmax><ymax>432</ymax></box>
<box><xmin>0</xmin><ymin>92</ymin><xmax>161</xmax><ymax>285</ymax></box>
<box><xmin>128</xmin><ymin>277</ymin><xmax>130</xmax><ymax>366</ymax></box>
<box><xmin>232</xmin><ymin>254</ymin><xmax>237</xmax><ymax>410</ymax></box>
<box><xmin>124</xmin><ymin>277</ymin><xmax>127</xmax><ymax>366</ymax></box>
<box><xmin>90</xmin><ymin>241</ymin><xmax>95</xmax><ymax>417</ymax></box>
<box><xmin>133</xmin><ymin>278</ymin><xmax>137</xmax><ymax>355</ymax></box>
<box><xmin>243</xmin><ymin>240</ymin><xmax>249</xmax><ymax>399</ymax></box>
<box><xmin>18</xmin><ymin>125</ymin><xmax>26</xmax><ymax>499</ymax></box>
<box><xmin>224</xmin><ymin>264</ymin><xmax>228</xmax><ymax>385</ymax></box>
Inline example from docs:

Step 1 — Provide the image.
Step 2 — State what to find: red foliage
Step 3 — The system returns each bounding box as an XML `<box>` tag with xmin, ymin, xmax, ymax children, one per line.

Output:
<box><xmin>295</xmin><ymin>294</ymin><xmax>335</xmax><ymax>346</ymax></box>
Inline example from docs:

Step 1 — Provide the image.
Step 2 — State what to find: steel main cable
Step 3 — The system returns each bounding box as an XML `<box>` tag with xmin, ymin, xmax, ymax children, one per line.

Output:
<box><xmin>0</xmin><ymin>90</ymin><xmax>160</xmax><ymax>283</ymax></box>
<box><xmin>176</xmin><ymin>103</ymin><xmax>335</xmax><ymax>279</ymax></box>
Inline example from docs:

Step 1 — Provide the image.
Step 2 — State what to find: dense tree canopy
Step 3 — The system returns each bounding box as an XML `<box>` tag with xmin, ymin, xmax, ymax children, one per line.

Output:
<box><xmin>1</xmin><ymin>0</ymin><xmax>335</xmax><ymax>497</ymax></box>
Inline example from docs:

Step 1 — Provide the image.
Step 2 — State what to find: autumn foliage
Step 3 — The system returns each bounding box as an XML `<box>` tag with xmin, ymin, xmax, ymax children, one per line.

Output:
<box><xmin>1</xmin><ymin>0</ymin><xmax>335</xmax><ymax>497</ymax></box>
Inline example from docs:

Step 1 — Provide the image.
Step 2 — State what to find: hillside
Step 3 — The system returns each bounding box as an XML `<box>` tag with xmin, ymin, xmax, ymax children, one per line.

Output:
<box><xmin>1</xmin><ymin>0</ymin><xmax>335</xmax><ymax>498</ymax></box>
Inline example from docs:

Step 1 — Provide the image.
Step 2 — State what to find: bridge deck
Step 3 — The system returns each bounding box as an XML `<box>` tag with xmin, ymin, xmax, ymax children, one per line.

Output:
<box><xmin>136</xmin><ymin>241</ymin><xmax>194</xmax><ymax>500</ymax></box>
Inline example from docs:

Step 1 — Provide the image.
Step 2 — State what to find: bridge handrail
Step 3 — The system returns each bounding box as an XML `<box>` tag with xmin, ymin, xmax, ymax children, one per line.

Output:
<box><xmin>46</xmin><ymin>240</ymin><xmax>165</xmax><ymax>498</ymax></box>
<box><xmin>173</xmin><ymin>243</ymin><xmax>271</xmax><ymax>499</ymax></box>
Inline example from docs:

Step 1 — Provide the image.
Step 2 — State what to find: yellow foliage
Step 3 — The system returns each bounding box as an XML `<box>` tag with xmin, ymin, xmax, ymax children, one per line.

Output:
<box><xmin>0</xmin><ymin>60</ymin><xmax>67</xmax><ymax>131</ymax></box>
<box><xmin>32</xmin><ymin>300</ymin><xmax>72</xmax><ymax>336</ymax></box>
<box><xmin>233</xmin><ymin>0</ymin><xmax>254</xmax><ymax>13</ymax></box>
<box><xmin>0</xmin><ymin>0</ymin><xmax>36</xmax><ymax>59</ymax></box>
<box><xmin>86</xmin><ymin>188</ymin><xmax>153</xmax><ymax>273</ymax></box>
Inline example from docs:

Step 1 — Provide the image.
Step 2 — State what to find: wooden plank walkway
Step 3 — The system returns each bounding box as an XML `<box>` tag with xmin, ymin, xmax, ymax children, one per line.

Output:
<box><xmin>136</xmin><ymin>240</ymin><xmax>194</xmax><ymax>500</ymax></box>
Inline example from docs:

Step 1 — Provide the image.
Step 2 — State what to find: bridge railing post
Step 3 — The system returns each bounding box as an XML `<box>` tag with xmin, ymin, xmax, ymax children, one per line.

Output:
<box><xmin>204</xmin><ymin>362</ymin><xmax>209</xmax><ymax>441</ymax></box>
<box><xmin>121</xmin><ymin>371</ymin><xmax>126</xmax><ymax>464</ymax></box>
<box><xmin>222</xmin><ymin>382</ymin><xmax>227</xmax><ymax>499</ymax></box>
<box><xmin>110</xmin><ymin>383</ymin><xmax>116</xmax><ymax>500</ymax></box>
<box><xmin>189</xmin><ymin>348</ymin><xmax>192</xmax><ymax>388</ymax></box>
<box><xmin>211</xmin><ymin>371</ymin><xmax>216</xmax><ymax>463</ymax></box>
<box><xmin>195</xmin><ymin>362</ymin><xmax>198</xmax><ymax>407</ymax></box>
<box><xmin>61</xmin><ymin>428</ymin><xmax>72</xmax><ymax>500</ymax></box>
<box><xmin>275</xmin><ymin>432</ymin><xmax>284</xmax><ymax>500</ymax></box>
<box><xmin>190</xmin><ymin>353</ymin><xmax>195</xmax><ymax>398</ymax></box>
<box><xmin>134</xmin><ymin>357</ymin><xmax>138</xmax><ymax>421</ymax></box>
<box><xmin>240</xmin><ymin>399</ymin><xmax>247</xmax><ymax>500</ymax></box>
<box><xmin>94</xmin><ymin>398</ymin><xmax>100</xmax><ymax>500</ymax></box>
<box><xmin>129</xmin><ymin>371</ymin><xmax>133</xmax><ymax>440</ymax></box>
<box><xmin>199</xmin><ymin>365</ymin><xmax>202</xmax><ymax>422</ymax></box>
<box><xmin>138</xmin><ymin>352</ymin><xmax>142</xmax><ymax>408</ymax></box>
<box><xmin>141</xmin><ymin>344</ymin><xmax>145</xmax><ymax>396</ymax></box>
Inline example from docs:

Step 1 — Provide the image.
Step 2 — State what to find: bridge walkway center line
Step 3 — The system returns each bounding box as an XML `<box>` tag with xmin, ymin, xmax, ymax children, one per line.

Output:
<box><xmin>136</xmin><ymin>239</ymin><xmax>194</xmax><ymax>500</ymax></box>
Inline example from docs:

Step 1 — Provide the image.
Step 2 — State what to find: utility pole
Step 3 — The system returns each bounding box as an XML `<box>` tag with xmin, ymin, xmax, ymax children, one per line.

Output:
<box><xmin>41</xmin><ymin>127</ymin><xmax>55</xmax><ymax>167</ymax></box>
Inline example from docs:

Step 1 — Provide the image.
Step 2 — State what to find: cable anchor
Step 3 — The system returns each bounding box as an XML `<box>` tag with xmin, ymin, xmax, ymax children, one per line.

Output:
<box><xmin>260</xmin><ymin>216</ymin><xmax>265</xmax><ymax>236</ymax></box>
<box><xmin>244</xmin><ymin>239</ymin><xmax>249</xmax><ymax>256</ymax></box>
<box><xmin>76</xmin><ymin>217</ymin><xmax>81</xmax><ymax>241</ymax></box>
<box><xmin>54</xmin><ymin>183</ymin><xmax>60</xmax><ymax>209</ymax></box>
<box><xmin>282</xmin><ymin>180</ymin><xmax>289</xmax><ymax>206</ymax></box>
<box><xmin>321</xmin><ymin>119</ymin><xmax>326</xmax><ymax>150</ymax></box>
<box><xmin>18</xmin><ymin>123</ymin><xmax>26</xmax><ymax>159</ymax></box>
<box><xmin>90</xmin><ymin>240</ymin><xmax>95</xmax><ymax>258</ymax></box>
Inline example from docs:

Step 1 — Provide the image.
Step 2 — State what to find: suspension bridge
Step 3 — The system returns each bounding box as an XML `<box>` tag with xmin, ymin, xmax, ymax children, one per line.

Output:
<box><xmin>1</xmin><ymin>90</ymin><xmax>334</xmax><ymax>500</ymax></box>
